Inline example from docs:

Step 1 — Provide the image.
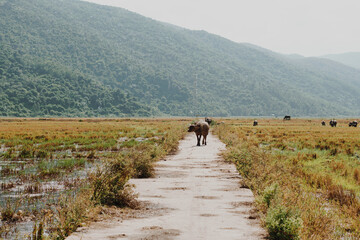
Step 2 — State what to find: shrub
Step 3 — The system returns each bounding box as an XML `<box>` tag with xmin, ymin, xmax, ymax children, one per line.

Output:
<box><xmin>263</xmin><ymin>183</ymin><xmax>279</xmax><ymax>208</ymax></box>
<box><xmin>127</xmin><ymin>148</ymin><xmax>155</xmax><ymax>178</ymax></box>
<box><xmin>265</xmin><ymin>205</ymin><xmax>302</xmax><ymax>240</ymax></box>
<box><xmin>133</xmin><ymin>155</ymin><xmax>153</xmax><ymax>178</ymax></box>
<box><xmin>91</xmin><ymin>156</ymin><xmax>137</xmax><ymax>207</ymax></box>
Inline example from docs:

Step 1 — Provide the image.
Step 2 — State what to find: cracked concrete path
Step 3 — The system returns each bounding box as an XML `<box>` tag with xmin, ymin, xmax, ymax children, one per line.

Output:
<box><xmin>67</xmin><ymin>132</ymin><xmax>266</xmax><ymax>240</ymax></box>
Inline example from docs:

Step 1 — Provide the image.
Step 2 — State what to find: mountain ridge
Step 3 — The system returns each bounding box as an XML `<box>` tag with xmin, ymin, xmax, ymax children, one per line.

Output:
<box><xmin>1</xmin><ymin>0</ymin><xmax>360</xmax><ymax>117</ymax></box>
<box><xmin>321</xmin><ymin>52</ymin><xmax>360</xmax><ymax>70</ymax></box>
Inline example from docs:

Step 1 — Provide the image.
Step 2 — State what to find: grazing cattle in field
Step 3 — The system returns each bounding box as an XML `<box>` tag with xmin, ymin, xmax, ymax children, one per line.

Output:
<box><xmin>188</xmin><ymin>121</ymin><xmax>209</xmax><ymax>146</ymax></box>
<box><xmin>349</xmin><ymin>121</ymin><xmax>358</xmax><ymax>127</ymax></box>
<box><xmin>253</xmin><ymin>120</ymin><xmax>258</xmax><ymax>126</ymax></box>
<box><xmin>283</xmin><ymin>116</ymin><xmax>291</xmax><ymax>120</ymax></box>
<box><xmin>321</xmin><ymin>120</ymin><xmax>326</xmax><ymax>126</ymax></box>
<box><xmin>205</xmin><ymin>117</ymin><xmax>212</xmax><ymax>125</ymax></box>
<box><xmin>330</xmin><ymin>119</ymin><xmax>337</xmax><ymax>127</ymax></box>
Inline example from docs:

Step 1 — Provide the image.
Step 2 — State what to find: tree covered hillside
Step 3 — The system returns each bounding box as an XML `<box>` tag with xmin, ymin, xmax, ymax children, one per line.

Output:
<box><xmin>0</xmin><ymin>46</ymin><xmax>152</xmax><ymax>117</ymax></box>
<box><xmin>1</xmin><ymin>0</ymin><xmax>360</xmax><ymax>117</ymax></box>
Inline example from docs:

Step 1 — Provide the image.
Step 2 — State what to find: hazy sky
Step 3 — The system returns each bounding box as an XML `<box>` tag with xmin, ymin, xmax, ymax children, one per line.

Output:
<box><xmin>84</xmin><ymin>0</ymin><xmax>360</xmax><ymax>56</ymax></box>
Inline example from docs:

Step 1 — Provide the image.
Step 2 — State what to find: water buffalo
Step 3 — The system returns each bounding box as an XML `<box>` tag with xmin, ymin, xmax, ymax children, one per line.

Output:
<box><xmin>349</xmin><ymin>121</ymin><xmax>358</xmax><ymax>127</ymax></box>
<box><xmin>205</xmin><ymin>117</ymin><xmax>212</xmax><ymax>125</ymax></box>
<box><xmin>330</xmin><ymin>119</ymin><xmax>337</xmax><ymax>127</ymax></box>
<box><xmin>283</xmin><ymin>116</ymin><xmax>291</xmax><ymax>120</ymax></box>
<box><xmin>253</xmin><ymin>120</ymin><xmax>258</xmax><ymax>126</ymax></box>
<box><xmin>321</xmin><ymin>120</ymin><xmax>326</xmax><ymax>126</ymax></box>
<box><xmin>188</xmin><ymin>121</ymin><xmax>209</xmax><ymax>146</ymax></box>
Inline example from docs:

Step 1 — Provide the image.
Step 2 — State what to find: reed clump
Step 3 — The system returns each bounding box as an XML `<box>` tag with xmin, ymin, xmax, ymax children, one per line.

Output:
<box><xmin>91</xmin><ymin>156</ymin><xmax>137</xmax><ymax>207</ymax></box>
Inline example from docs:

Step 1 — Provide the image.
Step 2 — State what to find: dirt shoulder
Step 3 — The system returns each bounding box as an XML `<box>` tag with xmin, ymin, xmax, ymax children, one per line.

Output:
<box><xmin>67</xmin><ymin>133</ymin><xmax>266</xmax><ymax>240</ymax></box>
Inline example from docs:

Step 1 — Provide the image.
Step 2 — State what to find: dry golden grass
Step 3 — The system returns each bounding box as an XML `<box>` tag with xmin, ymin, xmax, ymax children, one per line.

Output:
<box><xmin>213</xmin><ymin>118</ymin><xmax>360</xmax><ymax>239</ymax></box>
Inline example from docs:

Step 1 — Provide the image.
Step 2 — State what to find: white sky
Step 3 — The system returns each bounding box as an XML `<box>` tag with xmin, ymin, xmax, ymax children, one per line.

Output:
<box><xmin>84</xmin><ymin>0</ymin><xmax>360</xmax><ymax>56</ymax></box>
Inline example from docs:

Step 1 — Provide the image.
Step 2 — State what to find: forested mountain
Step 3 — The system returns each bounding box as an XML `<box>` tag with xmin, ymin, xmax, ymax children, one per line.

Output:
<box><xmin>321</xmin><ymin>52</ymin><xmax>360</xmax><ymax>70</ymax></box>
<box><xmin>0</xmin><ymin>45</ymin><xmax>153</xmax><ymax>117</ymax></box>
<box><xmin>1</xmin><ymin>0</ymin><xmax>360</xmax><ymax>117</ymax></box>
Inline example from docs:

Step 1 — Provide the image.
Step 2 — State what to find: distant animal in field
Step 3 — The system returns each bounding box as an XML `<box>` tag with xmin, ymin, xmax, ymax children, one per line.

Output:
<box><xmin>205</xmin><ymin>117</ymin><xmax>212</xmax><ymax>125</ymax></box>
<box><xmin>321</xmin><ymin>121</ymin><xmax>326</xmax><ymax>126</ymax></box>
<box><xmin>330</xmin><ymin>119</ymin><xmax>337</xmax><ymax>127</ymax></box>
<box><xmin>253</xmin><ymin>120</ymin><xmax>258</xmax><ymax>126</ymax></box>
<box><xmin>283</xmin><ymin>116</ymin><xmax>291</xmax><ymax>120</ymax></box>
<box><xmin>188</xmin><ymin>121</ymin><xmax>209</xmax><ymax>146</ymax></box>
<box><xmin>349</xmin><ymin>120</ymin><xmax>358</xmax><ymax>127</ymax></box>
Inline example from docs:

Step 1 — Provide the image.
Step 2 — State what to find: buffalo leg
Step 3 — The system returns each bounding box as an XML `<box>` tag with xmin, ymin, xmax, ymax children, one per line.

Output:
<box><xmin>203</xmin><ymin>135</ymin><xmax>207</xmax><ymax>145</ymax></box>
<box><xmin>197</xmin><ymin>134</ymin><xmax>201</xmax><ymax>146</ymax></box>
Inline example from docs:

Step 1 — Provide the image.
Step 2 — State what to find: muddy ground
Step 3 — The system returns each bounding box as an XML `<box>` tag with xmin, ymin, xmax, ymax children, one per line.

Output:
<box><xmin>67</xmin><ymin>133</ymin><xmax>266</xmax><ymax>240</ymax></box>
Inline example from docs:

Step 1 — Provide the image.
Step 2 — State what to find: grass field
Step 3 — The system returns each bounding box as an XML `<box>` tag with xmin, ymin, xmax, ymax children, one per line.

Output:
<box><xmin>0</xmin><ymin>118</ymin><xmax>187</xmax><ymax>239</ymax></box>
<box><xmin>2</xmin><ymin>118</ymin><xmax>360</xmax><ymax>239</ymax></box>
<box><xmin>213</xmin><ymin>118</ymin><xmax>360</xmax><ymax>239</ymax></box>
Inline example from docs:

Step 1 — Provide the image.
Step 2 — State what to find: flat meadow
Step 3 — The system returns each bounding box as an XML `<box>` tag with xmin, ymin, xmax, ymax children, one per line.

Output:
<box><xmin>0</xmin><ymin>118</ymin><xmax>187</xmax><ymax>239</ymax></box>
<box><xmin>213</xmin><ymin>118</ymin><xmax>360</xmax><ymax>239</ymax></box>
<box><xmin>2</xmin><ymin>118</ymin><xmax>360</xmax><ymax>239</ymax></box>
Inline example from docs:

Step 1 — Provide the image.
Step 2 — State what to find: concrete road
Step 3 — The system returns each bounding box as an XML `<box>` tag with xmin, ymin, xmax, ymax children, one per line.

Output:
<box><xmin>68</xmin><ymin>133</ymin><xmax>266</xmax><ymax>240</ymax></box>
